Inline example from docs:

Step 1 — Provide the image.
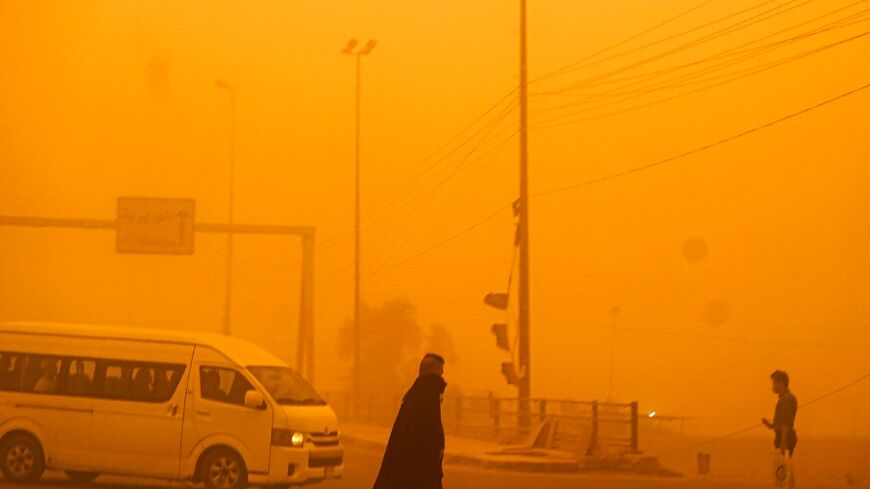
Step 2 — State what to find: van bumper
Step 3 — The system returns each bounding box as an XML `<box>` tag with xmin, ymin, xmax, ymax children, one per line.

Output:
<box><xmin>302</xmin><ymin>442</ymin><xmax>344</xmax><ymax>483</ymax></box>
<box><xmin>249</xmin><ymin>445</ymin><xmax>343</xmax><ymax>486</ymax></box>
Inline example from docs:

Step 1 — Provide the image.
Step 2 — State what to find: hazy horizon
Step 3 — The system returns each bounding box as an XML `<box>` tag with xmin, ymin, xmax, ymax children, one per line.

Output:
<box><xmin>2</xmin><ymin>0</ymin><xmax>868</xmax><ymax>440</ymax></box>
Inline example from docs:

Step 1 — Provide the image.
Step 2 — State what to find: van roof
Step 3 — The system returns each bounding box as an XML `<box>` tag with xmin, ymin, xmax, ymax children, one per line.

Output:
<box><xmin>0</xmin><ymin>321</ymin><xmax>288</xmax><ymax>368</ymax></box>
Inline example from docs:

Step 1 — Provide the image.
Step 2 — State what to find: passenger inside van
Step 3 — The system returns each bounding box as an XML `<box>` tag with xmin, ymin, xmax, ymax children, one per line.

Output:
<box><xmin>131</xmin><ymin>368</ymin><xmax>155</xmax><ymax>401</ymax></box>
<box><xmin>33</xmin><ymin>359</ymin><xmax>59</xmax><ymax>393</ymax></box>
<box><xmin>226</xmin><ymin>373</ymin><xmax>254</xmax><ymax>405</ymax></box>
<box><xmin>201</xmin><ymin>369</ymin><xmax>227</xmax><ymax>402</ymax></box>
<box><xmin>154</xmin><ymin>368</ymin><xmax>175</xmax><ymax>400</ymax></box>
<box><xmin>66</xmin><ymin>359</ymin><xmax>94</xmax><ymax>396</ymax></box>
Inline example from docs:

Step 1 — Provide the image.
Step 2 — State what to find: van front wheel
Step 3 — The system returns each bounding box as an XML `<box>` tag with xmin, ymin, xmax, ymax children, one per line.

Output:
<box><xmin>200</xmin><ymin>449</ymin><xmax>248</xmax><ymax>489</ymax></box>
<box><xmin>0</xmin><ymin>434</ymin><xmax>45</xmax><ymax>483</ymax></box>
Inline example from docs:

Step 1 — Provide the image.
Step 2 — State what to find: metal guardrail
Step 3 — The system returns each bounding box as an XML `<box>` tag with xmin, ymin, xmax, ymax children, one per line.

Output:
<box><xmin>323</xmin><ymin>392</ymin><xmax>639</xmax><ymax>455</ymax></box>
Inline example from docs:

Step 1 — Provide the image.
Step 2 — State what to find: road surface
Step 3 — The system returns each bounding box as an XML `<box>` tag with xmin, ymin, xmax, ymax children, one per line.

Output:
<box><xmin>0</xmin><ymin>446</ymin><xmax>826</xmax><ymax>489</ymax></box>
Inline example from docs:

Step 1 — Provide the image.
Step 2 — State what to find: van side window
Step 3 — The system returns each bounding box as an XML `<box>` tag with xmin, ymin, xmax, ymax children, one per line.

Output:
<box><xmin>0</xmin><ymin>351</ymin><xmax>186</xmax><ymax>402</ymax></box>
<box><xmin>96</xmin><ymin>361</ymin><xmax>185</xmax><ymax>403</ymax></box>
<box><xmin>0</xmin><ymin>353</ymin><xmax>23</xmax><ymax>391</ymax></box>
<box><xmin>64</xmin><ymin>358</ymin><xmax>96</xmax><ymax>396</ymax></box>
<box><xmin>101</xmin><ymin>364</ymin><xmax>131</xmax><ymax>399</ymax></box>
<box><xmin>130</xmin><ymin>366</ymin><xmax>156</xmax><ymax>401</ymax></box>
<box><xmin>200</xmin><ymin>367</ymin><xmax>254</xmax><ymax>406</ymax></box>
<box><xmin>155</xmin><ymin>366</ymin><xmax>185</xmax><ymax>401</ymax></box>
<box><xmin>24</xmin><ymin>356</ymin><xmax>62</xmax><ymax>394</ymax></box>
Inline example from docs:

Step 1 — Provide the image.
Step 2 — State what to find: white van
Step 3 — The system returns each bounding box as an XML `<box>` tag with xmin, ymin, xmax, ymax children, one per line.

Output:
<box><xmin>0</xmin><ymin>322</ymin><xmax>343</xmax><ymax>488</ymax></box>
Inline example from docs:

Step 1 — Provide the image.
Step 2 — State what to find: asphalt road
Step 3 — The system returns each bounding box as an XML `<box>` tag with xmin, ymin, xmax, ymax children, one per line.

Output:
<box><xmin>0</xmin><ymin>446</ymin><xmax>815</xmax><ymax>489</ymax></box>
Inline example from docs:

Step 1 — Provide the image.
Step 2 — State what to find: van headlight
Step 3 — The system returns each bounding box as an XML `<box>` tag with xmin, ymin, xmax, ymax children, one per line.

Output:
<box><xmin>272</xmin><ymin>429</ymin><xmax>305</xmax><ymax>447</ymax></box>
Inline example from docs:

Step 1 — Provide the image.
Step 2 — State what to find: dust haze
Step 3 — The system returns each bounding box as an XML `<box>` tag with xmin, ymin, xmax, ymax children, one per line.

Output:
<box><xmin>1</xmin><ymin>0</ymin><xmax>869</xmax><ymax>486</ymax></box>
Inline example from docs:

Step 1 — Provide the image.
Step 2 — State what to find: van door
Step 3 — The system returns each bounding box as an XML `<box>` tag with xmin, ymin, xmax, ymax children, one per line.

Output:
<box><xmin>182</xmin><ymin>346</ymin><xmax>273</xmax><ymax>476</ymax></box>
<box><xmin>51</xmin><ymin>337</ymin><xmax>101</xmax><ymax>469</ymax></box>
<box><xmin>89</xmin><ymin>340</ymin><xmax>193</xmax><ymax>478</ymax></box>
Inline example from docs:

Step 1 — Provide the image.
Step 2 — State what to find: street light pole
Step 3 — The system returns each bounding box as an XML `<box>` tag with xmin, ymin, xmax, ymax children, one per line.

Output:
<box><xmin>517</xmin><ymin>0</ymin><xmax>532</xmax><ymax>428</ymax></box>
<box><xmin>342</xmin><ymin>39</ymin><xmax>377</xmax><ymax>395</ymax></box>
<box><xmin>216</xmin><ymin>79</ymin><xmax>237</xmax><ymax>336</ymax></box>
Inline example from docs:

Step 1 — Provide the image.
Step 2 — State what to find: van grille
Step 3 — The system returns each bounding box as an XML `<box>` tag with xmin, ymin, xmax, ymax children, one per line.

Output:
<box><xmin>309</xmin><ymin>455</ymin><xmax>343</xmax><ymax>468</ymax></box>
<box><xmin>309</xmin><ymin>432</ymin><xmax>340</xmax><ymax>447</ymax></box>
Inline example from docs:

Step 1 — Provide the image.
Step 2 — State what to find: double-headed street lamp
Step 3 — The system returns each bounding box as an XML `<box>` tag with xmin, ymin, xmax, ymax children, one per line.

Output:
<box><xmin>342</xmin><ymin>38</ymin><xmax>376</xmax><ymax>394</ymax></box>
<box><xmin>215</xmin><ymin>79</ymin><xmax>237</xmax><ymax>336</ymax></box>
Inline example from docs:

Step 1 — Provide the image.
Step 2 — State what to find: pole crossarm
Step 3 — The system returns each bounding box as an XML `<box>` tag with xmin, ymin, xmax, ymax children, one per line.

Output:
<box><xmin>197</xmin><ymin>222</ymin><xmax>315</xmax><ymax>237</ymax></box>
<box><xmin>0</xmin><ymin>216</ymin><xmax>116</xmax><ymax>230</ymax></box>
<box><xmin>0</xmin><ymin>215</ymin><xmax>315</xmax><ymax>237</ymax></box>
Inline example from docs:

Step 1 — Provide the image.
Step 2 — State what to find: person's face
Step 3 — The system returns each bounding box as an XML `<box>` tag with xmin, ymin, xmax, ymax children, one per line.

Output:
<box><xmin>771</xmin><ymin>379</ymin><xmax>786</xmax><ymax>394</ymax></box>
<box><xmin>436</xmin><ymin>363</ymin><xmax>444</xmax><ymax>377</ymax></box>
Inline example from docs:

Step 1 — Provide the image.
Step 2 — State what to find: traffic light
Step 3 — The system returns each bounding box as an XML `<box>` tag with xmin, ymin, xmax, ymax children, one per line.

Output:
<box><xmin>491</xmin><ymin>323</ymin><xmax>510</xmax><ymax>351</ymax></box>
<box><xmin>484</xmin><ymin>292</ymin><xmax>509</xmax><ymax>310</ymax></box>
<box><xmin>501</xmin><ymin>362</ymin><xmax>519</xmax><ymax>386</ymax></box>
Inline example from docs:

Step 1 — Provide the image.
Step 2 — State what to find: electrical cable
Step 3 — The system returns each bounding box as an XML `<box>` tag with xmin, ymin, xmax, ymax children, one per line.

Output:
<box><xmin>532</xmin><ymin>0</ymin><xmax>812</xmax><ymax>96</ymax></box>
<box><xmin>532</xmin><ymin>0</ymin><xmax>777</xmax><ymax>84</ymax></box>
<box><xmin>660</xmin><ymin>371</ymin><xmax>870</xmax><ymax>457</ymax></box>
<box><xmin>533</xmin><ymin>81</ymin><xmax>870</xmax><ymax>199</ymax></box>
<box><xmin>529</xmin><ymin>16</ymin><xmax>870</xmax><ymax>128</ymax></box>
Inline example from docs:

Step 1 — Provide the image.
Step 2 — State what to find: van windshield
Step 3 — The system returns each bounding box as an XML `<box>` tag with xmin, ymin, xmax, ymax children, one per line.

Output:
<box><xmin>247</xmin><ymin>366</ymin><xmax>325</xmax><ymax>406</ymax></box>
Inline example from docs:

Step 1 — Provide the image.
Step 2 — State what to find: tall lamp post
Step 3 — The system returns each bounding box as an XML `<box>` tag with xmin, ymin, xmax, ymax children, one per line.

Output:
<box><xmin>517</xmin><ymin>0</ymin><xmax>532</xmax><ymax>428</ymax></box>
<box><xmin>215</xmin><ymin>79</ymin><xmax>237</xmax><ymax>336</ymax></box>
<box><xmin>342</xmin><ymin>39</ymin><xmax>376</xmax><ymax>395</ymax></box>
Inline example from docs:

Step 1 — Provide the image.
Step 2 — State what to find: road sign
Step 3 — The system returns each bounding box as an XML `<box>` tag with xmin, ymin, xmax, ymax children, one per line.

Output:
<box><xmin>116</xmin><ymin>197</ymin><xmax>195</xmax><ymax>254</ymax></box>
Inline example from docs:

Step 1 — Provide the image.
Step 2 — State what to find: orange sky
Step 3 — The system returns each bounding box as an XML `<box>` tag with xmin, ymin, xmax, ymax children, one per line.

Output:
<box><xmin>1</xmin><ymin>0</ymin><xmax>869</xmax><ymax>437</ymax></box>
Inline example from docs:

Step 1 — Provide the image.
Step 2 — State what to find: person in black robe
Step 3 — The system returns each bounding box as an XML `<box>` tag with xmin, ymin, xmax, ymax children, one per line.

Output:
<box><xmin>373</xmin><ymin>353</ymin><xmax>447</xmax><ymax>489</ymax></box>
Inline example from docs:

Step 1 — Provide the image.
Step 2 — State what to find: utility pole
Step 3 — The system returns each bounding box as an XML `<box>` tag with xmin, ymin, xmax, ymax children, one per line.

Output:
<box><xmin>342</xmin><ymin>39</ymin><xmax>377</xmax><ymax>395</ymax></box>
<box><xmin>517</xmin><ymin>0</ymin><xmax>532</xmax><ymax>428</ymax></box>
<box><xmin>215</xmin><ymin>79</ymin><xmax>237</xmax><ymax>336</ymax></box>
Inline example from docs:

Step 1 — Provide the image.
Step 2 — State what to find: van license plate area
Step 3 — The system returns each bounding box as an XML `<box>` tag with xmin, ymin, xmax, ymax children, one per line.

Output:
<box><xmin>325</xmin><ymin>467</ymin><xmax>335</xmax><ymax>478</ymax></box>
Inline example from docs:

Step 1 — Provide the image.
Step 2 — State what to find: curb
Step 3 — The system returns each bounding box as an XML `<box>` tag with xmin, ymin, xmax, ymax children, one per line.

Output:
<box><xmin>342</xmin><ymin>434</ymin><xmax>681</xmax><ymax>477</ymax></box>
<box><xmin>342</xmin><ymin>435</ymin><xmax>579</xmax><ymax>473</ymax></box>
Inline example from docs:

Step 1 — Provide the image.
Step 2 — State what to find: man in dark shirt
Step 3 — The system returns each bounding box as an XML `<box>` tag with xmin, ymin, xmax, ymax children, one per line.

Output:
<box><xmin>763</xmin><ymin>369</ymin><xmax>798</xmax><ymax>455</ymax></box>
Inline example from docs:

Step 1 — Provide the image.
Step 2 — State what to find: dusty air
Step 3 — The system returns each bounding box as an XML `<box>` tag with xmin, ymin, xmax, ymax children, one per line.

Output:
<box><xmin>1</xmin><ymin>2</ymin><xmax>868</xmax><ymax>489</ymax></box>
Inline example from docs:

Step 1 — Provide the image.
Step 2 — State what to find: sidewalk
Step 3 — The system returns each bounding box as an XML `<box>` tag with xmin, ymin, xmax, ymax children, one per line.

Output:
<box><xmin>340</xmin><ymin>423</ymin><xmax>675</xmax><ymax>475</ymax></box>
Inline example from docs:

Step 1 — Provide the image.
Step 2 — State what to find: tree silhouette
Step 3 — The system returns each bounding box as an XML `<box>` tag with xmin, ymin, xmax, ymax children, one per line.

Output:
<box><xmin>338</xmin><ymin>297</ymin><xmax>422</xmax><ymax>392</ymax></box>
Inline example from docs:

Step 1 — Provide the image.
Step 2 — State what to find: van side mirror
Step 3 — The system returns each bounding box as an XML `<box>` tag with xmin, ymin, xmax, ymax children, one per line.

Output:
<box><xmin>244</xmin><ymin>390</ymin><xmax>266</xmax><ymax>409</ymax></box>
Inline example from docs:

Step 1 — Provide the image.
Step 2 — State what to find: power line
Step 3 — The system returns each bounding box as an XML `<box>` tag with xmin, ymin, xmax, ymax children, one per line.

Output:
<box><xmin>529</xmin><ymin>15</ymin><xmax>870</xmax><ymax>127</ymax></box>
<box><xmin>530</xmin><ymin>4</ymin><xmax>870</xmax><ymax>112</ymax></box>
<box><xmin>532</xmin><ymin>0</ymin><xmax>809</xmax><ymax>95</ymax></box>
<box><xmin>318</xmin><ymin>0</ymin><xmax>819</xmax><ymax>262</ymax></box>
<box><xmin>339</xmin><ymin>82</ymin><xmax>869</xmax><ymax>279</ymax></box>
<box><xmin>364</xmin><ymin>202</ymin><xmax>514</xmax><ymax>275</ymax></box>
<box><xmin>660</xmin><ymin>370</ymin><xmax>870</xmax><ymax>456</ymax></box>
<box><xmin>537</xmin><ymin>1</ymin><xmax>868</xmax><ymax>97</ymax></box>
<box><xmin>611</xmin><ymin>326</ymin><xmax>861</xmax><ymax>349</ymax></box>
<box><xmin>366</xmin><ymin>130</ymin><xmax>518</xmax><ymax>275</ymax></box>
<box><xmin>321</xmin><ymin>5</ymin><xmax>870</xmax><ymax>281</ymax></box>
<box><xmin>359</xmin><ymin>104</ymin><xmax>518</xmax><ymax>270</ymax></box>
<box><xmin>315</xmin><ymin>92</ymin><xmax>517</xmax><ymax>252</ymax></box>
<box><xmin>533</xmin><ymin>81</ymin><xmax>870</xmax><ymax>199</ymax></box>
<box><xmin>351</xmin><ymin>81</ymin><xmax>869</xmax><ymax>277</ymax></box>
<box><xmin>530</xmin><ymin>0</ymin><xmax>719</xmax><ymax>84</ymax></box>
<box><xmin>316</xmin><ymin>101</ymin><xmax>518</xmax><ymax>285</ymax></box>
<box><xmin>532</xmin><ymin>27</ymin><xmax>870</xmax><ymax>130</ymax></box>
<box><xmin>800</xmin><ymin>371</ymin><xmax>870</xmax><ymax>409</ymax></box>
<box><xmin>315</xmin><ymin>100</ymin><xmax>517</xmax><ymax>256</ymax></box>
<box><xmin>317</xmin><ymin>0</ymin><xmax>790</xmax><ymax>257</ymax></box>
